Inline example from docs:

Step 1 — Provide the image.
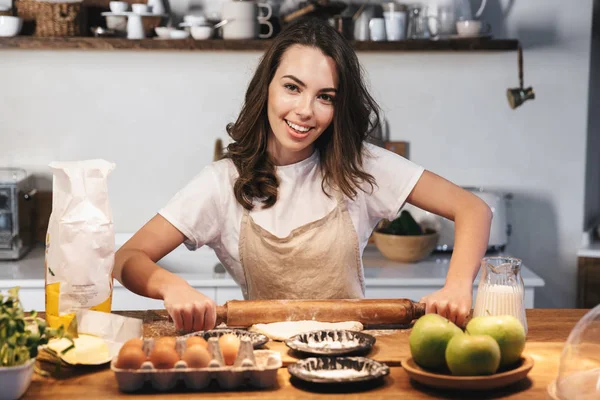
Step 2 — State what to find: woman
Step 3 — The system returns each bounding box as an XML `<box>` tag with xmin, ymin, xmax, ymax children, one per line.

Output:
<box><xmin>114</xmin><ymin>18</ymin><xmax>492</xmax><ymax>333</ymax></box>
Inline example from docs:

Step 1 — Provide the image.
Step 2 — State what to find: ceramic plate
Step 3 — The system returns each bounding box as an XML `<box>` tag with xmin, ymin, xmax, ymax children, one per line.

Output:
<box><xmin>182</xmin><ymin>328</ymin><xmax>268</xmax><ymax>348</ymax></box>
<box><xmin>288</xmin><ymin>356</ymin><xmax>389</xmax><ymax>384</ymax></box>
<box><xmin>402</xmin><ymin>354</ymin><xmax>534</xmax><ymax>391</ymax></box>
<box><xmin>285</xmin><ymin>329</ymin><xmax>375</xmax><ymax>356</ymax></box>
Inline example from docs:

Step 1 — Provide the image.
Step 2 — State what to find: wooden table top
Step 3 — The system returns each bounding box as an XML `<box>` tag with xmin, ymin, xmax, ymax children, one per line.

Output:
<box><xmin>24</xmin><ymin>309</ymin><xmax>589</xmax><ymax>399</ymax></box>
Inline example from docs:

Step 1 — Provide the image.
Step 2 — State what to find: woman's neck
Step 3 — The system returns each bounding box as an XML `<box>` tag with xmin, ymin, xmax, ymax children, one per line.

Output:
<box><xmin>267</xmin><ymin>134</ymin><xmax>315</xmax><ymax>166</ymax></box>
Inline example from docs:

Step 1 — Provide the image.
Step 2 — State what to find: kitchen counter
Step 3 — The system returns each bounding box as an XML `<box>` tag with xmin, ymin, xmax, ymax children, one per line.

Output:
<box><xmin>23</xmin><ymin>308</ymin><xmax>589</xmax><ymax>399</ymax></box>
<box><xmin>0</xmin><ymin>244</ymin><xmax>546</xmax><ymax>310</ymax></box>
<box><xmin>578</xmin><ymin>240</ymin><xmax>600</xmax><ymax>258</ymax></box>
<box><xmin>0</xmin><ymin>245</ymin><xmax>546</xmax><ymax>289</ymax></box>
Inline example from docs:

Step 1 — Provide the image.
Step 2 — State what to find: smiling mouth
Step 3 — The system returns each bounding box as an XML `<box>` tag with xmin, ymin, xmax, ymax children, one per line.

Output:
<box><xmin>285</xmin><ymin>119</ymin><xmax>312</xmax><ymax>134</ymax></box>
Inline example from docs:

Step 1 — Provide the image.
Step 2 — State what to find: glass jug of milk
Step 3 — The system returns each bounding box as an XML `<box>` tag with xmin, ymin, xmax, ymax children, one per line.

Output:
<box><xmin>473</xmin><ymin>256</ymin><xmax>528</xmax><ymax>334</ymax></box>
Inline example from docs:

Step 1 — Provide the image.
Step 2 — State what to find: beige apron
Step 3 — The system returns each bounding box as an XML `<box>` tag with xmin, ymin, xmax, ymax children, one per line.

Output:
<box><xmin>239</xmin><ymin>192</ymin><xmax>364</xmax><ymax>300</ymax></box>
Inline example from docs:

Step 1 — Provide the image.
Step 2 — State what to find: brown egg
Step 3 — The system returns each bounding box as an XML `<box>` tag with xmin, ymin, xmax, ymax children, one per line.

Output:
<box><xmin>155</xmin><ymin>336</ymin><xmax>177</xmax><ymax>348</ymax></box>
<box><xmin>185</xmin><ymin>336</ymin><xmax>208</xmax><ymax>349</ymax></box>
<box><xmin>121</xmin><ymin>338</ymin><xmax>144</xmax><ymax>350</ymax></box>
<box><xmin>218</xmin><ymin>334</ymin><xmax>240</xmax><ymax>366</ymax></box>
<box><xmin>182</xmin><ymin>345</ymin><xmax>212</xmax><ymax>368</ymax></box>
<box><xmin>149</xmin><ymin>344</ymin><xmax>180</xmax><ymax>369</ymax></box>
<box><xmin>116</xmin><ymin>346</ymin><xmax>147</xmax><ymax>370</ymax></box>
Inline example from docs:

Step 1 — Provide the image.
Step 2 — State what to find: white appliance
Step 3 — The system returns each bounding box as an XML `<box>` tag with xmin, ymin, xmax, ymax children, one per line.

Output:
<box><xmin>403</xmin><ymin>187</ymin><xmax>512</xmax><ymax>252</ymax></box>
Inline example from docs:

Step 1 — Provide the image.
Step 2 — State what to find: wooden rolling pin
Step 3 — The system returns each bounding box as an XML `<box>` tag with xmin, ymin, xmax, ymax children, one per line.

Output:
<box><xmin>215</xmin><ymin>299</ymin><xmax>425</xmax><ymax>327</ymax></box>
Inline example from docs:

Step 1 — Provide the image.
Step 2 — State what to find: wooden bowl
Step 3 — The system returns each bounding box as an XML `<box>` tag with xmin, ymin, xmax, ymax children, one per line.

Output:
<box><xmin>373</xmin><ymin>231</ymin><xmax>439</xmax><ymax>263</ymax></box>
<box><xmin>402</xmin><ymin>354</ymin><xmax>534</xmax><ymax>391</ymax></box>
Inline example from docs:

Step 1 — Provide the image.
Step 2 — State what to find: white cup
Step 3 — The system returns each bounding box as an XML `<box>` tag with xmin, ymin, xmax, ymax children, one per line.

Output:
<box><xmin>109</xmin><ymin>1</ymin><xmax>128</xmax><ymax>13</ymax></box>
<box><xmin>383</xmin><ymin>11</ymin><xmax>407</xmax><ymax>41</ymax></box>
<box><xmin>0</xmin><ymin>16</ymin><xmax>22</xmax><ymax>37</ymax></box>
<box><xmin>369</xmin><ymin>18</ymin><xmax>386</xmax><ymax>41</ymax></box>
<box><xmin>131</xmin><ymin>4</ymin><xmax>150</xmax><ymax>14</ymax></box>
<box><xmin>456</xmin><ymin>20</ymin><xmax>490</xmax><ymax>37</ymax></box>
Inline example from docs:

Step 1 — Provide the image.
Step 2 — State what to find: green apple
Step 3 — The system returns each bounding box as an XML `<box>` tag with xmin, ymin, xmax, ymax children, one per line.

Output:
<box><xmin>466</xmin><ymin>315</ymin><xmax>526</xmax><ymax>367</ymax></box>
<box><xmin>445</xmin><ymin>333</ymin><xmax>501</xmax><ymax>376</ymax></box>
<box><xmin>409</xmin><ymin>313</ymin><xmax>463</xmax><ymax>370</ymax></box>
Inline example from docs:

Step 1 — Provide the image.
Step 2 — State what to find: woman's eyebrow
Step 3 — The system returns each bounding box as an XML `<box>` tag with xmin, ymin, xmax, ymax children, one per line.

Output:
<box><xmin>282</xmin><ymin>74</ymin><xmax>337</xmax><ymax>93</ymax></box>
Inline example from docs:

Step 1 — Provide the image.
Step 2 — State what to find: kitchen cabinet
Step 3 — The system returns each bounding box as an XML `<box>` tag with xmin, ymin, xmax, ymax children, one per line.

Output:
<box><xmin>578</xmin><ymin>257</ymin><xmax>600</xmax><ymax>308</ymax></box>
<box><xmin>577</xmin><ymin>241</ymin><xmax>600</xmax><ymax>308</ymax></box>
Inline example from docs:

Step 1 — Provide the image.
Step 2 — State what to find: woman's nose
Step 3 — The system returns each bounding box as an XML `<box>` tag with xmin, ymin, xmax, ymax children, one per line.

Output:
<box><xmin>294</xmin><ymin>94</ymin><xmax>313</xmax><ymax>119</ymax></box>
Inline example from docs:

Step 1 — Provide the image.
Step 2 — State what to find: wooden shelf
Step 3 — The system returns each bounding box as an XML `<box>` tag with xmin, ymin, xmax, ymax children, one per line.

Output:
<box><xmin>0</xmin><ymin>36</ymin><xmax>520</xmax><ymax>52</ymax></box>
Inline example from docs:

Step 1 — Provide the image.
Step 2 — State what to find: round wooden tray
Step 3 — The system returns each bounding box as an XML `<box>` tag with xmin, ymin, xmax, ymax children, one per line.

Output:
<box><xmin>402</xmin><ymin>354</ymin><xmax>534</xmax><ymax>391</ymax></box>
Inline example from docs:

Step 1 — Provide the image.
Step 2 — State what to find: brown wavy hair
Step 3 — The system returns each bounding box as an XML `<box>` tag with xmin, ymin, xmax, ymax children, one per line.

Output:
<box><xmin>224</xmin><ymin>17</ymin><xmax>381</xmax><ymax>210</ymax></box>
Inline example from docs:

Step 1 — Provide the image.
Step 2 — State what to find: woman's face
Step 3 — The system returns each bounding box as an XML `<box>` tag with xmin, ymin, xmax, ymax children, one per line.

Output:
<box><xmin>267</xmin><ymin>44</ymin><xmax>338</xmax><ymax>165</ymax></box>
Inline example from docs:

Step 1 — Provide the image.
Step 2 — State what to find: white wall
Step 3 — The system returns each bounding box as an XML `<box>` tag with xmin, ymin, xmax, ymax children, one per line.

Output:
<box><xmin>0</xmin><ymin>0</ymin><xmax>592</xmax><ymax>307</ymax></box>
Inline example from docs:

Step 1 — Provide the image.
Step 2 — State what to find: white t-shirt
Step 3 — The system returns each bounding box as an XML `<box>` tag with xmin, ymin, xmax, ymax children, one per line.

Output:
<box><xmin>159</xmin><ymin>143</ymin><xmax>424</xmax><ymax>298</ymax></box>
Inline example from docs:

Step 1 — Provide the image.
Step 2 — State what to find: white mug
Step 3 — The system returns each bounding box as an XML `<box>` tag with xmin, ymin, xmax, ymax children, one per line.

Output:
<box><xmin>223</xmin><ymin>19</ymin><xmax>273</xmax><ymax>39</ymax></box>
<box><xmin>369</xmin><ymin>18</ymin><xmax>386</xmax><ymax>41</ymax></box>
<box><xmin>147</xmin><ymin>0</ymin><xmax>165</xmax><ymax>15</ymax></box>
<box><xmin>222</xmin><ymin>1</ymin><xmax>272</xmax><ymax>21</ymax></box>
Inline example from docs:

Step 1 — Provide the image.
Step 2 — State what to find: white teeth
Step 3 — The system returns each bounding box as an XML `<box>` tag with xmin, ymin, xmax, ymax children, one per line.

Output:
<box><xmin>286</xmin><ymin>120</ymin><xmax>310</xmax><ymax>133</ymax></box>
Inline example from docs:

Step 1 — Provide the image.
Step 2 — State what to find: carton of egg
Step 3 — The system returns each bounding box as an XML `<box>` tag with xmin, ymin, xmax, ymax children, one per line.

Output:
<box><xmin>111</xmin><ymin>336</ymin><xmax>281</xmax><ymax>392</ymax></box>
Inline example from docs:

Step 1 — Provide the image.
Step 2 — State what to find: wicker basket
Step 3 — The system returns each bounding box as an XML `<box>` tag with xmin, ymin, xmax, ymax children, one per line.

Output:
<box><xmin>16</xmin><ymin>0</ymin><xmax>85</xmax><ymax>37</ymax></box>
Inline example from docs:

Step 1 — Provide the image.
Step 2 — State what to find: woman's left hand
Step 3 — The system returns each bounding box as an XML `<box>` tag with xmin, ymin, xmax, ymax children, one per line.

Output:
<box><xmin>420</xmin><ymin>285</ymin><xmax>472</xmax><ymax>328</ymax></box>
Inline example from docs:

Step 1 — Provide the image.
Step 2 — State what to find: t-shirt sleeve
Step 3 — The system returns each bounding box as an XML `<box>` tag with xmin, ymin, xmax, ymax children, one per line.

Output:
<box><xmin>158</xmin><ymin>164</ymin><xmax>223</xmax><ymax>251</ymax></box>
<box><xmin>361</xmin><ymin>143</ymin><xmax>425</xmax><ymax>223</ymax></box>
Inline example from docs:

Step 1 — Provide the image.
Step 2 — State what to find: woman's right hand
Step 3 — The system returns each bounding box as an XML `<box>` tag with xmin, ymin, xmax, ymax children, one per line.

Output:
<box><xmin>162</xmin><ymin>283</ymin><xmax>217</xmax><ymax>333</ymax></box>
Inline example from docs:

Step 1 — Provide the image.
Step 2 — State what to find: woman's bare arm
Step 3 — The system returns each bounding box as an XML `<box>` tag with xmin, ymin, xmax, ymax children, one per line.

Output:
<box><xmin>114</xmin><ymin>214</ymin><xmax>216</xmax><ymax>332</ymax></box>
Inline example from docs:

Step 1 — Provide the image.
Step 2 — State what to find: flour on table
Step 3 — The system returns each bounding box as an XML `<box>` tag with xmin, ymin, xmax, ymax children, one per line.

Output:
<box><xmin>248</xmin><ymin>321</ymin><xmax>364</xmax><ymax>341</ymax></box>
<box><xmin>309</xmin><ymin>369</ymin><xmax>370</xmax><ymax>379</ymax></box>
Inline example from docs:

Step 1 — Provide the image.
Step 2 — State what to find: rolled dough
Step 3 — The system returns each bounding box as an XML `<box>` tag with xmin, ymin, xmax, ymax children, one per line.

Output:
<box><xmin>248</xmin><ymin>320</ymin><xmax>364</xmax><ymax>341</ymax></box>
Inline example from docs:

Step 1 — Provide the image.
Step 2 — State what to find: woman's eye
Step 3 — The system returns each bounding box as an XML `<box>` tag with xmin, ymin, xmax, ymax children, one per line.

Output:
<box><xmin>319</xmin><ymin>94</ymin><xmax>335</xmax><ymax>103</ymax></box>
<box><xmin>284</xmin><ymin>83</ymin><xmax>299</xmax><ymax>92</ymax></box>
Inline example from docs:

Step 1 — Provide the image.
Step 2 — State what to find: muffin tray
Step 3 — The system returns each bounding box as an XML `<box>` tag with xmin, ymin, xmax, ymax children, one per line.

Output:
<box><xmin>285</xmin><ymin>329</ymin><xmax>376</xmax><ymax>356</ymax></box>
<box><xmin>182</xmin><ymin>328</ymin><xmax>269</xmax><ymax>348</ymax></box>
<box><xmin>288</xmin><ymin>356</ymin><xmax>390</xmax><ymax>384</ymax></box>
<box><xmin>111</xmin><ymin>336</ymin><xmax>281</xmax><ymax>392</ymax></box>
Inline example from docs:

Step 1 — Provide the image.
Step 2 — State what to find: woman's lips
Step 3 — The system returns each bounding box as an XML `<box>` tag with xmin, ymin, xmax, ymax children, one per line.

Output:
<box><xmin>285</xmin><ymin>119</ymin><xmax>312</xmax><ymax>139</ymax></box>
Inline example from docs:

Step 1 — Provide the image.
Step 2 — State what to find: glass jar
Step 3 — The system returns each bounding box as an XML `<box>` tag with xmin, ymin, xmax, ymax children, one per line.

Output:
<box><xmin>548</xmin><ymin>304</ymin><xmax>600</xmax><ymax>399</ymax></box>
<box><xmin>472</xmin><ymin>256</ymin><xmax>528</xmax><ymax>334</ymax></box>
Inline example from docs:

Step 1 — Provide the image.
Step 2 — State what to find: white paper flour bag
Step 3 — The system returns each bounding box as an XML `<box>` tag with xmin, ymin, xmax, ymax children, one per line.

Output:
<box><xmin>45</xmin><ymin>160</ymin><xmax>116</xmax><ymax>329</ymax></box>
